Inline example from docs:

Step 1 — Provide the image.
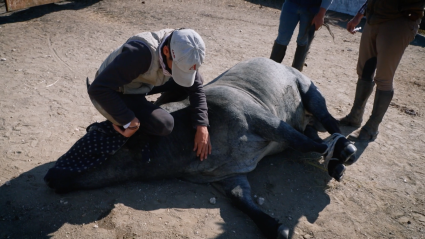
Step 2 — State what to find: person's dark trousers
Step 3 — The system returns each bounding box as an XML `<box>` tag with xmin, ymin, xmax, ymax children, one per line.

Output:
<box><xmin>120</xmin><ymin>93</ymin><xmax>174</xmax><ymax>136</ymax></box>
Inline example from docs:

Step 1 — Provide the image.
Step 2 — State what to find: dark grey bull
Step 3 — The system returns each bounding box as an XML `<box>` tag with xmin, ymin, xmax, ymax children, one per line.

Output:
<box><xmin>45</xmin><ymin>57</ymin><xmax>356</xmax><ymax>239</ymax></box>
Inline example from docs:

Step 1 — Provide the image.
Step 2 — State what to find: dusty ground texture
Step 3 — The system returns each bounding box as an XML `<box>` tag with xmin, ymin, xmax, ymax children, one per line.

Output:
<box><xmin>0</xmin><ymin>0</ymin><xmax>425</xmax><ymax>238</ymax></box>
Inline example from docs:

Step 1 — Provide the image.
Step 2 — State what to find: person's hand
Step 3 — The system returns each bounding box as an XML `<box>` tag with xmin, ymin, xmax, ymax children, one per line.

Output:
<box><xmin>347</xmin><ymin>13</ymin><xmax>364</xmax><ymax>34</ymax></box>
<box><xmin>311</xmin><ymin>8</ymin><xmax>326</xmax><ymax>30</ymax></box>
<box><xmin>193</xmin><ymin>125</ymin><xmax>212</xmax><ymax>161</ymax></box>
<box><xmin>113</xmin><ymin>117</ymin><xmax>140</xmax><ymax>138</ymax></box>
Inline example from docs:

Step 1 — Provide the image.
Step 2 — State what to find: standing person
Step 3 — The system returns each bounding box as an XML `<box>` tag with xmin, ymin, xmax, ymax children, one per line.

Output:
<box><xmin>339</xmin><ymin>0</ymin><xmax>425</xmax><ymax>141</ymax></box>
<box><xmin>88</xmin><ymin>28</ymin><xmax>212</xmax><ymax>160</ymax></box>
<box><xmin>270</xmin><ymin>0</ymin><xmax>333</xmax><ymax>71</ymax></box>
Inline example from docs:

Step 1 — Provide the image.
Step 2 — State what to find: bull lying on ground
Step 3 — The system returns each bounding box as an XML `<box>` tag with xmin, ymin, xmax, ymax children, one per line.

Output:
<box><xmin>44</xmin><ymin>57</ymin><xmax>356</xmax><ymax>239</ymax></box>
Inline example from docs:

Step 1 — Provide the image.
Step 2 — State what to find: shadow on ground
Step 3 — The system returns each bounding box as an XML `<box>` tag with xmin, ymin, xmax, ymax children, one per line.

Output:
<box><xmin>0</xmin><ymin>149</ymin><xmax>333</xmax><ymax>239</ymax></box>
<box><xmin>0</xmin><ymin>0</ymin><xmax>100</xmax><ymax>24</ymax></box>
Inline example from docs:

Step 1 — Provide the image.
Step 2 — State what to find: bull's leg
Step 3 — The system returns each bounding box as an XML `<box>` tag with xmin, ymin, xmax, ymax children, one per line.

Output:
<box><xmin>250</xmin><ymin>110</ymin><xmax>345</xmax><ymax>181</ymax></box>
<box><xmin>295</xmin><ymin>77</ymin><xmax>357</xmax><ymax>165</ymax></box>
<box><xmin>219</xmin><ymin>175</ymin><xmax>289</xmax><ymax>239</ymax></box>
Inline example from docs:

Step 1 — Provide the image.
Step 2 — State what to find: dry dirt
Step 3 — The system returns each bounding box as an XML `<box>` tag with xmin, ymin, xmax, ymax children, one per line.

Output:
<box><xmin>0</xmin><ymin>0</ymin><xmax>425</xmax><ymax>239</ymax></box>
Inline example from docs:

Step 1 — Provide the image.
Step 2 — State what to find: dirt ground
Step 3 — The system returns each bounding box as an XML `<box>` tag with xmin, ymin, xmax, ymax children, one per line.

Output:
<box><xmin>0</xmin><ymin>0</ymin><xmax>424</xmax><ymax>238</ymax></box>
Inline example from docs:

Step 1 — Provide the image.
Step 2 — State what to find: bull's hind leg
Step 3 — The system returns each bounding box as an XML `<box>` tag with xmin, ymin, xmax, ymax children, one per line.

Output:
<box><xmin>220</xmin><ymin>175</ymin><xmax>289</xmax><ymax>239</ymax></box>
<box><xmin>249</xmin><ymin>110</ymin><xmax>345</xmax><ymax>181</ymax></box>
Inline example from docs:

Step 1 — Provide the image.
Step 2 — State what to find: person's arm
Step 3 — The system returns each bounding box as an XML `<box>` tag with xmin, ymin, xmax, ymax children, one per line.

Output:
<box><xmin>311</xmin><ymin>0</ymin><xmax>333</xmax><ymax>30</ymax></box>
<box><xmin>347</xmin><ymin>1</ymin><xmax>367</xmax><ymax>34</ymax></box>
<box><xmin>183</xmin><ymin>72</ymin><xmax>211</xmax><ymax>161</ymax></box>
<box><xmin>88</xmin><ymin>41</ymin><xmax>151</xmax><ymax>137</ymax></box>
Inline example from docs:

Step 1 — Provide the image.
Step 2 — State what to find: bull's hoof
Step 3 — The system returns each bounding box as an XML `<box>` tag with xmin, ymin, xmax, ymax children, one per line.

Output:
<box><xmin>327</xmin><ymin>133</ymin><xmax>357</xmax><ymax>164</ymax></box>
<box><xmin>277</xmin><ymin>225</ymin><xmax>289</xmax><ymax>239</ymax></box>
<box><xmin>339</xmin><ymin>143</ymin><xmax>357</xmax><ymax>164</ymax></box>
<box><xmin>329</xmin><ymin>163</ymin><xmax>345</xmax><ymax>182</ymax></box>
<box><xmin>344</xmin><ymin>154</ymin><xmax>357</xmax><ymax>166</ymax></box>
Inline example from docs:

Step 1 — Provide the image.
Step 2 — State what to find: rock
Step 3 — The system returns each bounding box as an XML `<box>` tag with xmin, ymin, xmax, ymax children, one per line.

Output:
<box><xmin>209</xmin><ymin>197</ymin><xmax>216</xmax><ymax>205</ymax></box>
<box><xmin>397</xmin><ymin>216</ymin><xmax>410</xmax><ymax>224</ymax></box>
<box><xmin>1</xmin><ymin>58</ymin><xmax>6</xmax><ymax>61</ymax></box>
<box><xmin>413</xmin><ymin>213</ymin><xmax>425</xmax><ymax>223</ymax></box>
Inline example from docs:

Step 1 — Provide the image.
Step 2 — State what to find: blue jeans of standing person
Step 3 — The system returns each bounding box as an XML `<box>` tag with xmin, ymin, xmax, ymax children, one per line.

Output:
<box><xmin>275</xmin><ymin>0</ymin><xmax>319</xmax><ymax>46</ymax></box>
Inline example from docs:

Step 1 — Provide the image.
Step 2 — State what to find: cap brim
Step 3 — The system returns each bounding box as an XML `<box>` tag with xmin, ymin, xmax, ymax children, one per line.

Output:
<box><xmin>172</xmin><ymin>61</ymin><xmax>196</xmax><ymax>87</ymax></box>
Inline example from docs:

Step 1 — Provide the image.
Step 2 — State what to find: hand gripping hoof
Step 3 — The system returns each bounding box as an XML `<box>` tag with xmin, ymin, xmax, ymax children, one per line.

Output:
<box><xmin>277</xmin><ymin>225</ymin><xmax>289</xmax><ymax>239</ymax></box>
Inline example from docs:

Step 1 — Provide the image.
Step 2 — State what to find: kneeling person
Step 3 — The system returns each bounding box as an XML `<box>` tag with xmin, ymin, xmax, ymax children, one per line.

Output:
<box><xmin>88</xmin><ymin>29</ymin><xmax>211</xmax><ymax>160</ymax></box>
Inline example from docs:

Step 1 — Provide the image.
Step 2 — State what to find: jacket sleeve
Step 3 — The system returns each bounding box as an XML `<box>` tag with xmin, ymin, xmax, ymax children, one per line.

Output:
<box><xmin>320</xmin><ymin>0</ymin><xmax>333</xmax><ymax>10</ymax></box>
<box><xmin>358</xmin><ymin>1</ymin><xmax>367</xmax><ymax>15</ymax></box>
<box><xmin>183</xmin><ymin>71</ymin><xmax>209</xmax><ymax>128</ymax></box>
<box><xmin>88</xmin><ymin>41</ymin><xmax>152</xmax><ymax>125</ymax></box>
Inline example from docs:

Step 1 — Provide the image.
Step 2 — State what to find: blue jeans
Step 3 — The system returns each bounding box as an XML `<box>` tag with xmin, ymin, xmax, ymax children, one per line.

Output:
<box><xmin>275</xmin><ymin>0</ymin><xmax>319</xmax><ymax>46</ymax></box>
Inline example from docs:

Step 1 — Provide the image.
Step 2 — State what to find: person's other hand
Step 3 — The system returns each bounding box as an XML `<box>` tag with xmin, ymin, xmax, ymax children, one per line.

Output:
<box><xmin>347</xmin><ymin>14</ymin><xmax>363</xmax><ymax>34</ymax></box>
<box><xmin>113</xmin><ymin>117</ymin><xmax>140</xmax><ymax>138</ymax></box>
<box><xmin>193</xmin><ymin>125</ymin><xmax>212</xmax><ymax>161</ymax></box>
<box><xmin>312</xmin><ymin>8</ymin><xmax>326</xmax><ymax>30</ymax></box>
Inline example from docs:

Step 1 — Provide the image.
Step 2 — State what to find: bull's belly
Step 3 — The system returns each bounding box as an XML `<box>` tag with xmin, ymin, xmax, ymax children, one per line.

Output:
<box><xmin>181</xmin><ymin>141</ymin><xmax>287</xmax><ymax>183</ymax></box>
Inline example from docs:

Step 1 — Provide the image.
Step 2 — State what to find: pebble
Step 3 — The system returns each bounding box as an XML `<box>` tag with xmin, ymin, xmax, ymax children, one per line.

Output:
<box><xmin>1</xmin><ymin>58</ymin><xmax>6</xmax><ymax>61</ymax></box>
<box><xmin>209</xmin><ymin>197</ymin><xmax>216</xmax><ymax>205</ymax></box>
<box><xmin>5</xmin><ymin>181</ymin><xmax>11</xmax><ymax>186</ymax></box>
<box><xmin>93</xmin><ymin>224</ymin><xmax>98</xmax><ymax>228</ymax></box>
<box><xmin>257</xmin><ymin>197</ymin><xmax>265</xmax><ymax>205</ymax></box>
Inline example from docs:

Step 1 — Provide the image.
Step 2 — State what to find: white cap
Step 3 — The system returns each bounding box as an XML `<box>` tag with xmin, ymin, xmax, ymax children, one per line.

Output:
<box><xmin>170</xmin><ymin>29</ymin><xmax>205</xmax><ymax>87</ymax></box>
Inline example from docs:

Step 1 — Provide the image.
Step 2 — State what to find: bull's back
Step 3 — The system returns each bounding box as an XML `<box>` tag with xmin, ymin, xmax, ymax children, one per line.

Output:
<box><xmin>205</xmin><ymin>57</ymin><xmax>305</xmax><ymax>131</ymax></box>
<box><xmin>181</xmin><ymin>58</ymin><xmax>307</xmax><ymax>182</ymax></box>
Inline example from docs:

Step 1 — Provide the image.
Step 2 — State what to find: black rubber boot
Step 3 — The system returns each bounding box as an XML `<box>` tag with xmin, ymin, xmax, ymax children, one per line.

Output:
<box><xmin>338</xmin><ymin>79</ymin><xmax>375</xmax><ymax>127</ymax></box>
<box><xmin>270</xmin><ymin>41</ymin><xmax>287</xmax><ymax>63</ymax></box>
<box><xmin>348</xmin><ymin>90</ymin><xmax>394</xmax><ymax>141</ymax></box>
<box><xmin>292</xmin><ymin>24</ymin><xmax>315</xmax><ymax>71</ymax></box>
<box><xmin>292</xmin><ymin>44</ymin><xmax>308</xmax><ymax>71</ymax></box>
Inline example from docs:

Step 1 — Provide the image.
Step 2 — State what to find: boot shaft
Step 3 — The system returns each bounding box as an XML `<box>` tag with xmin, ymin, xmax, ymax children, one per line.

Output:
<box><xmin>365</xmin><ymin>89</ymin><xmax>394</xmax><ymax>131</ymax></box>
<box><xmin>339</xmin><ymin>79</ymin><xmax>375</xmax><ymax>127</ymax></box>
<box><xmin>270</xmin><ymin>41</ymin><xmax>287</xmax><ymax>63</ymax></box>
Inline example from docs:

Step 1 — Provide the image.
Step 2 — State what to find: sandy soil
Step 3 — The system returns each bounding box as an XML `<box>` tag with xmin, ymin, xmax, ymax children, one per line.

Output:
<box><xmin>0</xmin><ymin>0</ymin><xmax>424</xmax><ymax>238</ymax></box>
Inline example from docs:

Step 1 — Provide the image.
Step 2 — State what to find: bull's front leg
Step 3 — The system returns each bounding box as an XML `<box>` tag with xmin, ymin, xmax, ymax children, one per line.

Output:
<box><xmin>219</xmin><ymin>175</ymin><xmax>289</xmax><ymax>239</ymax></box>
<box><xmin>249</xmin><ymin>109</ymin><xmax>353</xmax><ymax>181</ymax></box>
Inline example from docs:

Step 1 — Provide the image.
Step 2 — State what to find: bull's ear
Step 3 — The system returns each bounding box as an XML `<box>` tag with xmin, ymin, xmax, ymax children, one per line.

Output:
<box><xmin>86</xmin><ymin>77</ymin><xmax>91</xmax><ymax>91</ymax></box>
